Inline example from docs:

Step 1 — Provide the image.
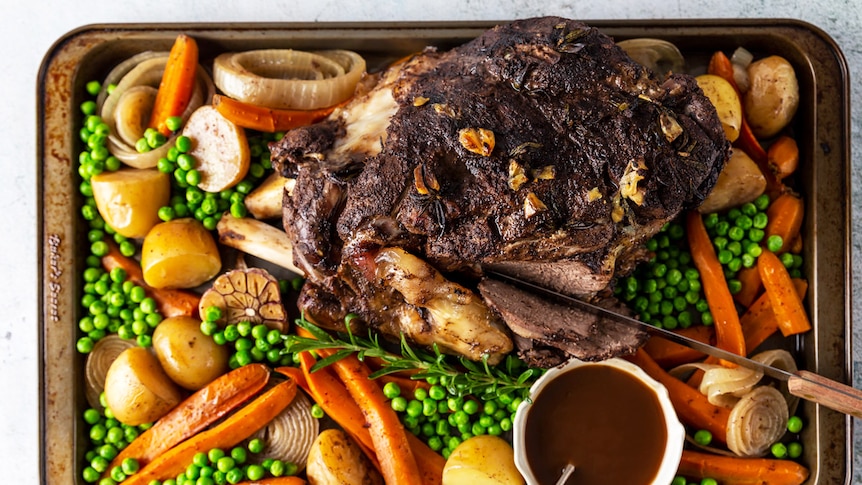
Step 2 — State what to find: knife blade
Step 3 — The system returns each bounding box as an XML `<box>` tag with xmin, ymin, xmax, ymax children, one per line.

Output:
<box><xmin>488</xmin><ymin>271</ymin><xmax>862</xmax><ymax>419</ymax></box>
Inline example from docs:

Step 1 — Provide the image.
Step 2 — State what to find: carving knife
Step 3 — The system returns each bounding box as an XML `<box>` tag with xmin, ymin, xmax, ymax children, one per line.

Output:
<box><xmin>488</xmin><ymin>271</ymin><xmax>862</xmax><ymax>419</ymax></box>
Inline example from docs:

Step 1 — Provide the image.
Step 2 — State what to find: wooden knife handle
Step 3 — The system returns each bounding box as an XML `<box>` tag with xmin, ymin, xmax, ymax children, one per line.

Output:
<box><xmin>788</xmin><ymin>370</ymin><xmax>862</xmax><ymax>419</ymax></box>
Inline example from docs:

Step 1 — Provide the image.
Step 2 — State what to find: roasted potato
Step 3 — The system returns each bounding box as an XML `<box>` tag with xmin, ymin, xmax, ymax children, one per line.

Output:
<box><xmin>306</xmin><ymin>429</ymin><xmax>383</xmax><ymax>485</ymax></box>
<box><xmin>152</xmin><ymin>315</ymin><xmax>230</xmax><ymax>390</ymax></box>
<box><xmin>698</xmin><ymin>148</ymin><xmax>767</xmax><ymax>214</ymax></box>
<box><xmin>90</xmin><ymin>167</ymin><xmax>170</xmax><ymax>238</ymax></box>
<box><xmin>744</xmin><ymin>55</ymin><xmax>799</xmax><ymax>139</ymax></box>
<box><xmin>443</xmin><ymin>435</ymin><xmax>524</xmax><ymax>485</ymax></box>
<box><xmin>104</xmin><ymin>347</ymin><xmax>183</xmax><ymax>426</ymax></box>
<box><xmin>695</xmin><ymin>74</ymin><xmax>742</xmax><ymax>142</ymax></box>
<box><xmin>181</xmin><ymin>105</ymin><xmax>250</xmax><ymax>192</ymax></box>
<box><xmin>141</xmin><ymin>218</ymin><xmax>222</xmax><ymax>289</ymax></box>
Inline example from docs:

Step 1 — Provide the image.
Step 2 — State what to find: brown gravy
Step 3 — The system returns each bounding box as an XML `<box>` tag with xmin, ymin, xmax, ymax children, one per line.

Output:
<box><xmin>524</xmin><ymin>364</ymin><xmax>667</xmax><ymax>485</ymax></box>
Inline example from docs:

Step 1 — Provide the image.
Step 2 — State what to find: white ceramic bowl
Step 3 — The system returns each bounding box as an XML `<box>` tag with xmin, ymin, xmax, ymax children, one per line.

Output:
<box><xmin>512</xmin><ymin>357</ymin><xmax>685</xmax><ymax>485</ymax></box>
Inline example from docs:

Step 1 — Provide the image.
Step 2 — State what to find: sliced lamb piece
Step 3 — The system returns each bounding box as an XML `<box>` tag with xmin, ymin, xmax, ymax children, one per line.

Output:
<box><xmin>478</xmin><ymin>278</ymin><xmax>648</xmax><ymax>364</ymax></box>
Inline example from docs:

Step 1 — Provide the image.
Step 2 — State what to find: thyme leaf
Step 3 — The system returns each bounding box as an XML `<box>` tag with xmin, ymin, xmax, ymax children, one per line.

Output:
<box><xmin>285</xmin><ymin>315</ymin><xmax>542</xmax><ymax>401</ymax></box>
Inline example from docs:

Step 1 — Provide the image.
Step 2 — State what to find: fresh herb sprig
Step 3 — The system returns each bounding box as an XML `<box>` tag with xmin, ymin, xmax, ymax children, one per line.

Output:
<box><xmin>284</xmin><ymin>316</ymin><xmax>542</xmax><ymax>401</ymax></box>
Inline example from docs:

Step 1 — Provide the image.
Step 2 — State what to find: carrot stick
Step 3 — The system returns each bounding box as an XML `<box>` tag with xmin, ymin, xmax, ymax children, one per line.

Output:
<box><xmin>678</xmin><ymin>450</ymin><xmax>809</xmax><ymax>485</ymax></box>
<box><xmin>148</xmin><ymin>34</ymin><xmax>199</xmax><ymax>135</ymax></box>
<box><xmin>101</xmin><ymin>242</ymin><xmax>200</xmax><ymax>318</ymax></box>
<box><xmin>124</xmin><ymin>378</ymin><xmax>297</xmax><ymax>485</ymax></box>
<box><xmin>642</xmin><ymin>325</ymin><xmax>713</xmax><ymax>368</ymax></box>
<box><xmin>741</xmin><ymin>278</ymin><xmax>807</xmax><ymax>353</ymax></box>
<box><xmin>733</xmin><ymin>266</ymin><xmax>763</xmax><ymax>308</ymax></box>
<box><xmin>296</xmin><ymin>351</ymin><xmax>377</xmax><ymax>454</ymax></box>
<box><xmin>765</xmin><ymin>193</ymin><xmax>804</xmax><ymax>254</ymax></box>
<box><xmin>627</xmin><ymin>349</ymin><xmax>730</xmax><ymax>444</ymax></box>
<box><xmin>406</xmin><ymin>432</ymin><xmax>446</xmax><ymax>485</ymax></box>
<box><xmin>213</xmin><ymin>94</ymin><xmax>338</xmax><ymax>133</ymax></box>
<box><xmin>767</xmin><ymin>136</ymin><xmax>800</xmax><ymax>180</ymax></box>
<box><xmin>329</xmin><ymin>354</ymin><xmax>422</xmax><ymax>485</ymax></box>
<box><xmin>686</xmin><ymin>211</ymin><xmax>746</xmax><ymax>359</ymax></box>
<box><xmin>103</xmin><ymin>364</ymin><xmax>269</xmax><ymax>477</ymax></box>
<box><xmin>757</xmin><ymin>252</ymin><xmax>812</xmax><ymax>336</ymax></box>
<box><xmin>234</xmin><ymin>478</ymin><xmax>307</xmax><ymax>485</ymax></box>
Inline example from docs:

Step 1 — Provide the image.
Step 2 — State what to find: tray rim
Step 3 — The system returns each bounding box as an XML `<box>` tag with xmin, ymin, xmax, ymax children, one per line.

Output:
<box><xmin>37</xmin><ymin>18</ymin><xmax>853</xmax><ymax>485</ymax></box>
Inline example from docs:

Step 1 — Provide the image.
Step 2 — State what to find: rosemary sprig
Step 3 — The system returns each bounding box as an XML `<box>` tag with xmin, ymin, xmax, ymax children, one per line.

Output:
<box><xmin>284</xmin><ymin>316</ymin><xmax>542</xmax><ymax>401</ymax></box>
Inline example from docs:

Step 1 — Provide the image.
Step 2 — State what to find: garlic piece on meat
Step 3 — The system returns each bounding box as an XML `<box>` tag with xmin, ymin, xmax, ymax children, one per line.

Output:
<box><xmin>413</xmin><ymin>96</ymin><xmax>430</xmax><ymax>107</ymax></box>
<box><xmin>508</xmin><ymin>160</ymin><xmax>528</xmax><ymax>191</ymax></box>
<box><xmin>532</xmin><ymin>165</ymin><xmax>556</xmax><ymax>180</ymax></box>
<box><xmin>433</xmin><ymin>103</ymin><xmax>457</xmax><ymax>117</ymax></box>
<box><xmin>524</xmin><ymin>192</ymin><xmax>548</xmax><ymax>219</ymax></box>
<box><xmin>619</xmin><ymin>159</ymin><xmax>647</xmax><ymax>206</ymax></box>
<box><xmin>458</xmin><ymin>128</ymin><xmax>495</xmax><ymax>157</ymax></box>
<box><xmin>198</xmin><ymin>268</ymin><xmax>288</xmax><ymax>332</ymax></box>
<box><xmin>587</xmin><ymin>187</ymin><xmax>603</xmax><ymax>201</ymax></box>
<box><xmin>660</xmin><ymin>110</ymin><xmax>684</xmax><ymax>143</ymax></box>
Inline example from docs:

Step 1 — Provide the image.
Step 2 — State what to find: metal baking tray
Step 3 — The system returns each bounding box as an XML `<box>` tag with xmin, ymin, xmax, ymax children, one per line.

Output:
<box><xmin>38</xmin><ymin>19</ymin><xmax>852</xmax><ymax>484</ymax></box>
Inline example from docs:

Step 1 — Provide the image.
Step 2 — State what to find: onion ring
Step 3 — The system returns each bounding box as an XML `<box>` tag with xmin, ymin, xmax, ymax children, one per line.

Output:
<box><xmin>726</xmin><ymin>386</ymin><xmax>789</xmax><ymax>457</ymax></box>
<box><xmin>99</xmin><ymin>55</ymin><xmax>214</xmax><ymax>169</ymax></box>
<box><xmin>213</xmin><ymin>49</ymin><xmax>365</xmax><ymax>110</ymax></box>
<box><xmin>250</xmin><ymin>390</ymin><xmax>318</xmax><ymax>470</ymax></box>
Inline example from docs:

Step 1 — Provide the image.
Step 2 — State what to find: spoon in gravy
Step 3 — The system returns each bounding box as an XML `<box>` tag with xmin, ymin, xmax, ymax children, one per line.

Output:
<box><xmin>555</xmin><ymin>463</ymin><xmax>576</xmax><ymax>485</ymax></box>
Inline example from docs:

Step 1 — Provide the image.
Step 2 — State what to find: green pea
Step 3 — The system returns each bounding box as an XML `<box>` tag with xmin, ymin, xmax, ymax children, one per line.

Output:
<box><xmin>748</xmin><ymin>227</ymin><xmax>765</xmax><ymax>243</ymax></box>
<box><xmin>203</xmin><ymin>306</ymin><xmax>223</xmax><ymax>323</ymax></box>
<box><xmin>111</xmin><ymin>466</ymin><xmax>127</xmax><ymax>482</ymax></box>
<box><xmin>694</xmin><ymin>429</ymin><xmax>712</xmax><ymax>445</ymax></box>
<box><xmin>652</xmin><ymin>264</ymin><xmax>667</xmax><ymax>278</ymax></box>
<box><xmin>137</xmin><ymin>334</ymin><xmax>153</xmax><ymax>347</ymax></box>
<box><xmin>229</xmin><ymin>447</ymin><xmax>247</xmax><ymax>464</ymax></box>
<box><xmin>406</xmin><ymin>399</ymin><xmax>423</xmax><ymax>418</ymax></box>
<box><xmin>82</xmin><ymin>466</ymin><xmax>101</xmax><ymax>483</ymax></box>
<box><xmin>230</xmin><ymin>202</ymin><xmax>248</xmax><ymax>218</ymax></box>
<box><xmin>245</xmin><ymin>464</ymin><xmax>265</xmax><ymax>482</ymax></box>
<box><xmin>666</xmin><ymin>268</ymin><xmax>683</xmax><ymax>286</ymax></box>
<box><xmin>122</xmin><ymin>457</ymin><xmax>140</xmax><ymax>475</ymax></box>
<box><xmin>780</xmin><ymin>252</ymin><xmax>795</xmax><ymax>269</ymax></box>
<box><xmin>766</xmin><ymin>235</ymin><xmax>784</xmax><ymax>252</ymax></box>
<box><xmin>714</xmin><ymin>221</ymin><xmax>729</xmax><ymax>236</ymax></box>
<box><xmin>119</xmin><ymin>240</ymin><xmax>136</xmax><ymax>257</ymax></box>
<box><xmin>429</xmin><ymin>385</ymin><xmax>447</xmax><ymax>400</ymax></box>
<box><xmin>186</xmin><ymin>169</ymin><xmax>202</xmax><ymax>187</ymax></box>
<box><xmin>91</xmin><ymin>456</ymin><xmax>110</xmax><ymax>473</ymax></box>
<box><xmin>643</xmin><ymin>279</ymin><xmax>658</xmax><ymax>294</ymax></box>
<box><xmin>728</xmin><ymin>279</ymin><xmax>742</xmax><ymax>294</ymax></box>
<box><xmin>166</xmin><ymin>116</ymin><xmax>183</xmax><ymax>132</ymax></box>
<box><xmin>463</xmin><ymin>400</ymin><xmax>480</xmax><ymax>415</ymax></box>
<box><xmin>771</xmin><ymin>442</ymin><xmax>788</xmax><ymax>459</ymax></box>
<box><xmin>727</xmin><ymin>257</ymin><xmax>742</xmax><ymax>273</ymax></box>
<box><xmin>752</xmin><ymin>212</ymin><xmax>768</xmax><ymax>229</ymax></box>
<box><xmin>236</xmin><ymin>180</ymin><xmax>254</xmax><ymax>194</ymax></box>
<box><xmin>662</xmin><ymin>315</ymin><xmax>677</xmax><ymax>329</ymax></box>
<box><xmin>236</xmin><ymin>321</ymin><xmax>251</xmax><ymax>336</ymax></box>
<box><xmin>678</xmin><ymin>310</ymin><xmax>693</xmax><ymax>328</ymax></box>
<box><xmin>427</xmin><ymin>436</ymin><xmax>443</xmax><ymax>451</ymax></box>
<box><xmin>754</xmin><ymin>194</ymin><xmax>770</xmax><ymax>210</ymax></box>
<box><xmin>389</xmin><ymin>396</ymin><xmax>407</xmax><ymax>412</ymax></box>
<box><xmin>225</xmin><ymin>468</ymin><xmax>244</xmax><ymax>484</ymax></box>
<box><xmin>702</xmin><ymin>311</ymin><xmax>714</xmax><ymax>326</ymax></box>
<box><xmin>703</xmin><ymin>212</ymin><xmax>719</xmax><ymax>229</ymax></box>
<box><xmin>422</xmin><ymin>398</ymin><xmax>437</xmax><ymax>416</ymax></box>
<box><xmin>645</xmin><ymin>239</ymin><xmax>658</xmax><ymax>252</ymax></box>
<box><xmin>215</xmin><ymin>456</ymin><xmax>235</xmax><ymax>473</ymax></box>
<box><xmin>788</xmin><ymin>442</ymin><xmax>803</xmax><ymax>459</ymax></box>
<box><xmin>787</xmin><ymin>416</ymin><xmax>804</xmax><ymax>433</ymax></box>
<box><xmin>270</xmin><ymin>460</ymin><xmax>286</xmax><ymax>477</ymax></box>
<box><xmin>381</xmin><ymin>381</ymin><xmax>401</xmax><ymax>399</ymax></box>
<box><xmin>700</xmin><ymin>479</ymin><xmax>718</xmax><ymax>485</ymax></box>
<box><xmin>713</xmin><ymin>236</ymin><xmax>728</xmax><ymax>250</ymax></box>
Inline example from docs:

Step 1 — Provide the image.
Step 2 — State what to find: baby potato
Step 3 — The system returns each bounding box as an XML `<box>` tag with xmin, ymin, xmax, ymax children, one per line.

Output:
<box><xmin>104</xmin><ymin>347</ymin><xmax>183</xmax><ymax>426</ymax></box>
<box><xmin>90</xmin><ymin>167</ymin><xmax>170</xmax><ymax>238</ymax></box>
<box><xmin>152</xmin><ymin>316</ymin><xmax>229</xmax><ymax>390</ymax></box>
<box><xmin>698</xmin><ymin>148</ymin><xmax>767</xmax><ymax>214</ymax></box>
<box><xmin>306</xmin><ymin>429</ymin><xmax>383</xmax><ymax>485</ymax></box>
<box><xmin>141</xmin><ymin>218</ymin><xmax>222</xmax><ymax>289</ymax></box>
<box><xmin>181</xmin><ymin>105</ymin><xmax>250</xmax><ymax>192</ymax></box>
<box><xmin>443</xmin><ymin>435</ymin><xmax>524</xmax><ymax>485</ymax></box>
<box><xmin>744</xmin><ymin>55</ymin><xmax>799</xmax><ymax>138</ymax></box>
<box><xmin>695</xmin><ymin>74</ymin><xmax>742</xmax><ymax>142</ymax></box>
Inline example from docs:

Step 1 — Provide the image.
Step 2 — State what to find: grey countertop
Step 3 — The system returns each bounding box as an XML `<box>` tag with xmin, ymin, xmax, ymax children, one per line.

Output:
<box><xmin>2</xmin><ymin>0</ymin><xmax>859</xmax><ymax>483</ymax></box>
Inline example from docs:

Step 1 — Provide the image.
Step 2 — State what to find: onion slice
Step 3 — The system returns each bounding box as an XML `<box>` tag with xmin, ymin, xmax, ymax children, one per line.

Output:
<box><xmin>213</xmin><ymin>49</ymin><xmax>366</xmax><ymax>110</ymax></box>
<box><xmin>726</xmin><ymin>386</ymin><xmax>789</xmax><ymax>457</ymax></box>
<box><xmin>250</xmin><ymin>390</ymin><xmax>318</xmax><ymax>470</ymax></box>
<box><xmin>617</xmin><ymin>38</ymin><xmax>685</xmax><ymax>76</ymax></box>
<box><xmin>84</xmin><ymin>335</ymin><xmax>136</xmax><ymax>410</ymax></box>
<box><xmin>99</xmin><ymin>54</ymin><xmax>214</xmax><ymax>169</ymax></box>
<box><xmin>96</xmin><ymin>51</ymin><xmax>167</xmax><ymax>111</ymax></box>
